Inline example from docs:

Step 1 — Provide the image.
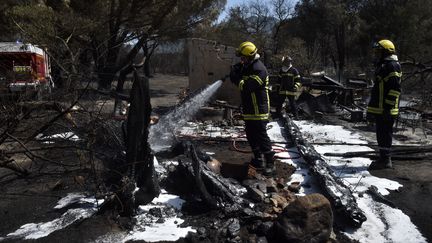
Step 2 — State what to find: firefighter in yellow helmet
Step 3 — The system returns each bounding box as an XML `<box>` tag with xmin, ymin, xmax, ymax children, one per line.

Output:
<box><xmin>275</xmin><ymin>56</ymin><xmax>301</xmax><ymax>119</ymax></box>
<box><xmin>367</xmin><ymin>39</ymin><xmax>402</xmax><ymax>170</ymax></box>
<box><xmin>230</xmin><ymin>41</ymin><xmax>276</xmax><ymax>176</ymax></box>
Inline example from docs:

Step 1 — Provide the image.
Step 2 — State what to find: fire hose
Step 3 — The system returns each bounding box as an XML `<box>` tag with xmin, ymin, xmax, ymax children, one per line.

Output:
<box><xmin>230</xmin><ymin>135</ymin><xmax>302</xmax><ymax>159</ymax></box>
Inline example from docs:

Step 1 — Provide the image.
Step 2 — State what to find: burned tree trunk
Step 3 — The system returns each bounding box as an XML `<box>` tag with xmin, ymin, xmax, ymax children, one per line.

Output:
<box><xmin>169</xmin><ymin>142</ymin><xmax>249</xmax><ymax>213</ymax></box>
<box><xmin>280</xmin><ymin>118</ymin><xmax>367</xmax><ymax>227</ymax></box>
<box><xmin>113</xmin><ymin>64</ymin><xmax>134</xmax><ymax>117</ymax></box>
<box><xmin>119</xmin><ymin>68</ymin><xmax>160</xmax><ymax>216</ymax></box>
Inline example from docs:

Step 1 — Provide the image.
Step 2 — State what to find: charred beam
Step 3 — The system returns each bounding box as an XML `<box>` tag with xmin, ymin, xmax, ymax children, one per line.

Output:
<box><xmin>280</xmin><ymin>118</ymin><xmax>367</xmax><ymax>227</ymax></box>
<box><xmin>175</xmin><ymin>142</ymin><xmax>249</xmax><ymax>212</ymax></box>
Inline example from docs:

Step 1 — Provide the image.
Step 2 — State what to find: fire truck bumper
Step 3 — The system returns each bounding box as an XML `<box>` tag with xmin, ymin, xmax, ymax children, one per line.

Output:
<box><xmin>8</xmin><ymin>82</ymin><xmax>39</xmax><ymax>92</ymax></box>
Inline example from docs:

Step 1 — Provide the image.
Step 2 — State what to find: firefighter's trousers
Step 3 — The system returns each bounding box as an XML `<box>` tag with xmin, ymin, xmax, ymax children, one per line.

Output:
<box><xmin>244</xmin><ymin>120</ymin><xmax>272</xmax><ymax>157</ymax></box>
<box><xmin>275</xmin><ymin>95</ymin><xmax>297</xmax><ymax>117</ymax></box>
<box><xmin>375</xmin><ymin>114</ymin><xmax>395</xmax><ymax>159</ymax></box>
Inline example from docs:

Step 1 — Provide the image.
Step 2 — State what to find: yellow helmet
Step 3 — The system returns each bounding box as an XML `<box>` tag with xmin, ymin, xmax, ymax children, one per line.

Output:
<box><xmin>236</xmin><ymin>41</ymin><xmax>257</xmax><ymax>57</ymax></box>
<box><xmin>282</xmin><ymin>56</ymin><xmax>292</xmax><ymax>65</ymax></box>
<box><xmin>374</xmin><ymin>39</ymin><xmax>396</xmax><ymax>53</ymax></box>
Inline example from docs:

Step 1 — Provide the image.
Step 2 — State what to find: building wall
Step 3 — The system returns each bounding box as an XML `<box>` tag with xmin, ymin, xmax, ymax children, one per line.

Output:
<box><xmin>187</xmin><ymin>38</ymin><xmax>241</xmax><ymax>105</ymax></box>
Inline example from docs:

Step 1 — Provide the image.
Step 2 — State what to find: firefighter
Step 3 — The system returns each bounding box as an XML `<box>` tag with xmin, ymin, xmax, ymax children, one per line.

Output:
<box><xmin>275</xmin><ymin>56</ymin><xmax>301</xmax><ymax>119</ymax></box>
<box><xmin>367</xmin><ymin>39</ymin><xmax>402</xmax><ymax>170</ymax></box>
<box><xmin>230</xmin><ymin>41</ymin><xmax>276</xmax><ymax>176</ymax></box>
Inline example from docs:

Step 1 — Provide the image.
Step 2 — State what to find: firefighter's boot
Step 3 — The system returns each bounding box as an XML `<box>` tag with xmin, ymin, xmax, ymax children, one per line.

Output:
<box><xmin>263</xmin><ymin>151</ymin><xmax>276</xmax><ymax>176</ymax></box>
<box><xmin>250</xmin><ymin>150</ymin><xmax>264</xmax><ymax>171</ymax></box>
<box><xmin>383</xmin><ymin>157</ymin><xmax>392</xmax><ymax>168</ymax></box>
<box><xmin>368</xmin><ymin>156</ymin><xmax>392</xmax><ymax>170</ymax></box>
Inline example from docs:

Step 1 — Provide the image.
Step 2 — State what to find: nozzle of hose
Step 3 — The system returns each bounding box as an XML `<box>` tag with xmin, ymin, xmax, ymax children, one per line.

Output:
<box><xmin>221</xmin><ymin>74</ymin><xmax>230</xmax><ymax>82</ymax></box>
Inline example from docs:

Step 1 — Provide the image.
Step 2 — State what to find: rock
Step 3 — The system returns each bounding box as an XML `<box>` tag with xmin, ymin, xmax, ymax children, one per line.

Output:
<box><xmin>256</xmin><ymin>181</ymin><xmax>268</xmax><ymax>193</ymax></box>
<box><xmin>278</xmin><ymin>188</ymin><xmax>294</xmax><ymax>198</ymax></box>
<box><xmin>272</xmin><ymin>206</ymin><xmax>282</xmax><ymax>214</ymax></box>
<box><xmin>269</xmin><ymin>198</ymin><xmax>278</xmax><ymax>207</ymax></box>
<box><xmin>227</xmin><ymin>218</ymin><xmax>241</xmax><ymax>237</ymax></box>
<box><xmin>149</xmin><ymin>208</ymin><xmax>163</xmax><ymax>218</ymax></box>
<box><xmin>288</xmin><ymin>181</ymin><xmax>301</xmax><ymax>193</ymax></box>
<box><xmin>247</xmin><ymin>187</ymin><xmax>265</xmax><ymax>202</ymax></box>
<box><xmin>243</xmin><ymin>180</ymin><xmax>267</xmax><ymax>194</ymax></box>
<box><xmin>156</xmin><ymin>217</ymin><xmax>165</xmax><ymax>223</ymax></box>
<box><xmin>262</xmin><ymin>213</ymin><xmax>277</xmax><ymax>220</ymax></box>
<box><xmin>271</xmin><ymin>193</ymin><xmax>288</xmax><ymax>208</ymax></box>
<box><xmin>269</xmin><ymin>193</ymin><xmax>333</xmax><ymax>243</ymax></box>
<box><xmin>276</xmin><ymin>178</ymin><xmax>286</xmax><ymax>189</ymax></box>
<box><xmin>150</xmin><ymin>115</ymin><xmax>159</xmax><ymax>125</ymax></box>
<box><xmin>207</xmin><ymin>158</ymin><xmax>221</xmax><ymax>174</ymax></box>
<box><xmin>265</xmin><ymin>178</ymin><xmax>278</xmax><ymax>193</ymax></box>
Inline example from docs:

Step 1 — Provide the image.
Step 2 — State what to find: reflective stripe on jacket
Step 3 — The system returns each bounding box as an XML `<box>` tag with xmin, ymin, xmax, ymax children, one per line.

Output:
<box><xmin>230</xmin><ymin>59</ymin><xmax>270</xmax><ymax>120</ymax></box>
<box><xmin>279</xmin><ymin>67</ymin><xmax>301</xmax><ymax>96</ymax></box>
<box><xmin>367</xmin><ymin>55</ymin><xmax>402</xmax><ymax>116</ymax></box>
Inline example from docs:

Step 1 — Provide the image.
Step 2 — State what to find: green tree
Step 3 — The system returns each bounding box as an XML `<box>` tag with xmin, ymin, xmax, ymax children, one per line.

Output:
<box><xmin>358</xmin><ymin>0</ymin><xmax>432</xmax><ymax>61</ymax></box>
<box><xmin>7</xmin><ymin>0</ymin><xmax>226</xmax><ymax>91</ymax></box>
<box><xmin>293</xmin><ymin>0</ymin><xmax>361</xmax><ymax>79</ymax></box>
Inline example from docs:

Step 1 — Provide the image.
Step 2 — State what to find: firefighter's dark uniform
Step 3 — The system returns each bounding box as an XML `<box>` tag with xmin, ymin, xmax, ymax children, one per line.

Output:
<box><xmin>275</xmin><ymin>66</ymin><xmax>301</xmax><ymax>118</ymax></box>
<box><xmin>230</xmin><ymin>58</ymin><xmax>274</xmax><ymax>165</ymax></box>
<box><xmin>367</xmin><ymin>55</ymin><xmax>401</xmax><ymax>163</ymax></box>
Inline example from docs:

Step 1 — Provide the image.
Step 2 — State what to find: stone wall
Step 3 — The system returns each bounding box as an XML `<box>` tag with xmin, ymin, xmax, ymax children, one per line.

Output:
<box><xmin>187</xmin><ymin>38</ymin><xmax>241</xmax><ymax>105</ymax></box>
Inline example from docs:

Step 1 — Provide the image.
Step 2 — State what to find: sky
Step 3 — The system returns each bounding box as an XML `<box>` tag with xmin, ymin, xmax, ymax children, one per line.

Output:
<box><xmin>219</xmin><ymin>0</ymin><xmax>299</xmax><ymax>22</ymax></box>
<box><xmin>218</xmin><ymin>0</ymin><xmax>263</xmax><ymax>21</ymax></box>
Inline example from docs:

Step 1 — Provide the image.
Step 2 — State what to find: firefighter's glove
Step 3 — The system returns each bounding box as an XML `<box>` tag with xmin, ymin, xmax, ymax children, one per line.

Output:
<box><xmin>230</xmin><ymin>63</ymin><xmax>243</xmax><ymax>86</ymax></box>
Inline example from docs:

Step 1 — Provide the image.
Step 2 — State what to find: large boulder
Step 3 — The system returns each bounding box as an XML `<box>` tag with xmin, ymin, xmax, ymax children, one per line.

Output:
<box><xmin>268</xmin><ymin>193</ymin><xmax>333</xmax><ymax>243</ymax></box>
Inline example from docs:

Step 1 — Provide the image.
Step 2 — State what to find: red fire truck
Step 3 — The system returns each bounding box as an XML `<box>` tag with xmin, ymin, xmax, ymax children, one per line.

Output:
<box><xmin>0</xmin><ymin>42</ymin><xmax>52</xmax><ymax>99</ymax></box>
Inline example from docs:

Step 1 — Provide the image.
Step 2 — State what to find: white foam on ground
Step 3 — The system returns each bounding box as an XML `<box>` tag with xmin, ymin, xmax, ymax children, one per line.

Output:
<box><xmin>4</xmin><ymin>189</ymin><xmax>195</xmax><ymax>243</ymax></box>
<box><xmin>346</xmin><ymin>194</ymin><xmax>427</xmax><ymax>243</ymax></box>
<box><xmin>4</xmin><ymin>193</ymin><xmax>102</xmax><ymax>240</ymax></box>
<box><xmin>54</xmin><ymin>192</ymin><xmax>103</xmax><ymax>209</ymax></box>
<box><xmin>151</xmin><ymin>189</ymin><xmax>186</xmax><ymax>210</ymax></box>
<box><xmin>36</xmin><ymin>132</ymin><xmax>80</xmax><ymax>142</ymax></box>
<box><xmin>289</xmin><ymin>120</ymin><xmax>426</xmax><ymax>243</ymax></box>
<box><xmin>124</xmin><ymin>217</ymin><xmax>193</xmax><ymax>242</ymax></box>
<box><xmin>95</xmin><ymin>190</ymin><xmax>195</xmax><ymax>243</ymax></box>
